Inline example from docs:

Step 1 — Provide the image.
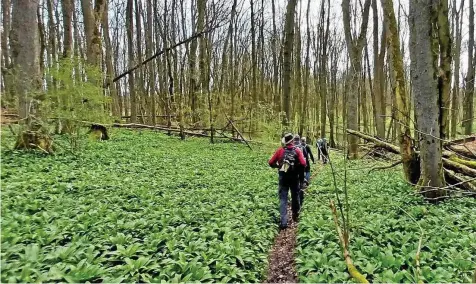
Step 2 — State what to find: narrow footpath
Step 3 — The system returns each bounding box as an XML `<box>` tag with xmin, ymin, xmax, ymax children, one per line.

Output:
<box><xmin>265</xmin><ymin>205</ymin><xmax>298</xmax><ymax>283</ymax></box>
<box><xmin>265</xmin><ymin>169</ymin><xmax>320</xmax><ymax>283</ymax></box>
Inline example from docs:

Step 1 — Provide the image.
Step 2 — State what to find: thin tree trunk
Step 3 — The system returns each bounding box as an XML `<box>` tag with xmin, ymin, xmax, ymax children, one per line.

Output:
<box><xmin>437</xmin><ymin>0</ymin><xmax>452</xmax><ymax>140</ymax></box>
<box><xmin>451</xmin><ymin>0</ymin><xmax>464</xmax><ymax>138</ymax></box>
<box><xmin>463</xmin><ymin>0</ymin><xmax>474</xmax><ymax>134</ymax></box>
<box><xmin>61</xmin><ymin>0</ymin><xmax>73</xmax><ymax>58</ymax></box>
<box><xmin>342</xmin><ymin>0</ymin><xmax>372</xmax><ymax>159</ymax></box>
<box><xmin>102</xmin><ymin>0</ymin><xmax>119</xmax><ymax>117</ymax></box>
<box><xmin>382</xmin><ymin>0</ymin><xmax>419</xmax><ymax>184</ymax></box>
<box><xmin>126</xmin><ymin>0</ymin><xmax>136</xmax><ymax>122</ymax></box>
<box><xmin>282</xmin><ymin>0</ymin><xmax>297</xmax><ymax>127</ymax></box>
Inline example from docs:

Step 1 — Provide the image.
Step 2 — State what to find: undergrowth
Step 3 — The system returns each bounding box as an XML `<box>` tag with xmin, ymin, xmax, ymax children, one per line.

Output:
<box><xmin>297</xmin><ymin>154</ymin><xmax>476</xmax><ymax>283</ymax></box>
<box><xmin>1</xmin><ymin>129</ymin><xmax>279</xmax><ymax>282</ymax></box>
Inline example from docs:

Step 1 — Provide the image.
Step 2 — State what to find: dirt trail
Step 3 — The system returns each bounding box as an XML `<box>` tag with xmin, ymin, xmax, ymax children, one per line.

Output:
<box><xmin>265</xmin><ymin>166</ymin><xmax>320</xmax><ymax>283</ymax></box>
<box><xmin>265</xmin><ymin>205</ymin><xmax>298</xmax><ymax>283</ymax></box>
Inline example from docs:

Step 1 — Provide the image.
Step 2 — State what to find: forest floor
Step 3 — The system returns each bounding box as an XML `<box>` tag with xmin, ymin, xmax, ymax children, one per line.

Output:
<box><xmin>1</xmin><ymin>128</ymin><xmax>476</xmax><ymax>283</ymax></box>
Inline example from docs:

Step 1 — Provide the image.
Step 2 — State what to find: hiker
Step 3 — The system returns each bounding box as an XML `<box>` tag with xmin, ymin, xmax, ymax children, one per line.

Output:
<box><xmin>268</xmin><ymin>133</ymin><xmax>307</xmax><ymax>229</ymax></box>
<box><xmin>301</xmin><ymin>137</ymin><xmax>315</xmax><ymax>183</ymax></box>
<box><xmin>316</xmin><ymin>138</ymin><xmax>329</xmax><ymax>164</ymax></box>
<box><xmin>293</xmin><ymin>134</ymin><xmax>307</xmax><ymax>190</ymax></box>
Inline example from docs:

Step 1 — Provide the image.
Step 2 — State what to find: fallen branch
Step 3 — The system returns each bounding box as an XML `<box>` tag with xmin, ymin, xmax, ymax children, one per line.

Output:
<box><xmin>329</xmin><ymin>200</ymin><xmax>369</xmax><ymax>283</ymax></box>
<box><xmin>368</xmin><ymin>160</ymin><xmax>403</xmax><ymax>173</ymax></box>
<box><xmin>346</xmin><ymin>129</ymin><xmax>400</xmax><ymax>154</ymax></box>
<box><xmin>112</xmin><ymin>25</ymin><xmax>220</xmax><ymax>84</ymax></box>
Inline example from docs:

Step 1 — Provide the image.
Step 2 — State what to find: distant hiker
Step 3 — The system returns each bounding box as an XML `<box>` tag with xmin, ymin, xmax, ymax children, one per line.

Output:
<box><xmin>268</xmin><ymin>133</ymin><xmax>307</xmax><ymax>229</ymax></box>
<box><xmin>293</xmin><ymin>134</ymin><xmax>307</xmax><ymax>191</ymax></box>
<box><xmin>301</xmin><ymin>137</ymin><xmax>315</xmax><ymax>183</ymax></box>
<box><xmin>316</xmin><ymin>138</ymin><xmax>329</xmax><ymax>164</ymax></box>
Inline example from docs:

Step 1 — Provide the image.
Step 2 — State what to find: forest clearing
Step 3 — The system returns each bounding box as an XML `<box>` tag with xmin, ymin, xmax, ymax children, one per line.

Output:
<box><xmin>1</xmin><ymin>129</ymin><xmax>475</xmax><ymax>282</ymax></box>
<box><xmin>1</xmin><ymin>0</ymin><xmax>476</xmax><ymax>282</ymax></box>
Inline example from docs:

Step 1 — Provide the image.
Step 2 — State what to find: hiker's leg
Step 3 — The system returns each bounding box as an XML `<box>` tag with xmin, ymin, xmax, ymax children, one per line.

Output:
<box><xmin>290</xmin><ymin>179</ymin><xmax>300</xmax><ymax>221</ymax></box>
<box><xmin>305</xmin><ymin>171</ymin><xmax>310</xmax><ymax>182</ymax></box>
<box><xmin>278</xmin><ymin>179</ymin><xmax>289</xmax><ymax>227</ymax></box>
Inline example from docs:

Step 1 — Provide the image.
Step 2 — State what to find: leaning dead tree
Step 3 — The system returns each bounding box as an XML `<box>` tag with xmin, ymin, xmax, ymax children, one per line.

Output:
<box><xmin>347</xmin><ymin>129</ymin><xmax>476</xmax><ymax>196</ymax></box>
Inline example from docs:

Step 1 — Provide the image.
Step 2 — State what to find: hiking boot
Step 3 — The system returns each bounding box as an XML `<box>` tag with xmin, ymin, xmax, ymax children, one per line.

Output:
<box><xmin>292</xmin><ymin>214</ymin><xmax>299</xmax><ymax>222</ymax></box>
<box><xmin>279</xmin><ymin>224</ymin><xmax>288</xmax><ymax>230</ymax></box>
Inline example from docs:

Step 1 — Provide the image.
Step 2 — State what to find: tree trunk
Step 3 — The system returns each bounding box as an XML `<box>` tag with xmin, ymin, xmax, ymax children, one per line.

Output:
<box><xmin>146</xmin><ymin>0</ymin><xmax>156</xmax><ymax>125</ymax></box>
<box><xmin>11</xmin><ymin>0</ymin><xmax>40</xmax><ymax>119</ymax></box>
<box><xmin>342</xmin><ymin>0</ymin><xmax>372</xmax><ymax>159</ymax></box>
<box><xmin>463</xmin><ymin>0</ymin><xmax>475</xmax><ymax>135</ymax></box>
<box><xmin>437</xmin><ymin>0</ymin><xmax>452</xmax><ymax>140</ymax></box>
<box><xmin>382</xmin><ymin>0</ymin><xmax>419</xmax><ymax>184</ymax></box>
<box><xmin>451</xmin><ymin>0</ymin><xmax>464</xmax><ymax>138</ymax></box>
<box><xmin>282</xmin><ymin>0</ymin><xmax>297</xmax><ymax>127</ymax></box>
<box><xmin>80</xmin><ymin>0</ymin><xmax>105</xmax><ymax>67</ymax></box>
<box><xmin>61</xmin><ymin>0</ymin><xmax>73</xmax><ymax>58</ymax></box>
<box><xmin>102</xmin><ymin>0</ymin><xmax>119</xmax><ymax>117</ymax></box>
<box><xmin>126</xmin><ymin>0</ymin><xmax>136</xmax><ymax>123</ymax></box>
<box><xmin>372</xmin><ymin>0</ymin><xmax>387</xmax><ymax>138</ymax></box>
<box><xmin>409</xmin><ymin>0</ymin><xmax>446</xmax><ymax>199</ymax></box>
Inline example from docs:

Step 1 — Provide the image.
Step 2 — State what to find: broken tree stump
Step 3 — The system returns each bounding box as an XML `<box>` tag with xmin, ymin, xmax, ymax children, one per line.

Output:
<box><xmin>14</xmin><ymin>131</ymin><xmax>54</xmax><ymax>153</ymax></box>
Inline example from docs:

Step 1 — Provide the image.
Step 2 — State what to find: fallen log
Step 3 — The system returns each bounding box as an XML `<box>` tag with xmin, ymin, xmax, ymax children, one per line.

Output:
<box><xmin>443</xmin><ymin>135</ymin><xmax>476</xmax><ymax>146</ymax></box>
<box><xmin>346</xmin><ymin>129</ymin><xmax>400</xmax><ymax>154</ymax></box>
<box><xmin>442</xmin><ymin>158</ymin><xmax>476</xmax><ymax>178</ymax></box>
<box><xmin>112</xmin><ymin>123</ymin><xmax>251</xmax><ymax>143</ymax></box>
<box><xmin>444</xmin><ymin>169</ymin><xmax>476</xmax><ymax>193</ymax></box>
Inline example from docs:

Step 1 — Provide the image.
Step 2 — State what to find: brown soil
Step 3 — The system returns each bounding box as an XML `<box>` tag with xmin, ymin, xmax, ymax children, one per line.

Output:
<box><xmin>265</xmin><ymin>205</ymin><xmax>298</xmax><ymax>283</ymax></box>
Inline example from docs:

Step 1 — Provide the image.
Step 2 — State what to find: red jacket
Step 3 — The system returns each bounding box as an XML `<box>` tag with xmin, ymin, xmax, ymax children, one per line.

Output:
<box><xmin>268</xmin><ymin>144</ymin><xmax>307</xmax><ymax>168</ymax></box>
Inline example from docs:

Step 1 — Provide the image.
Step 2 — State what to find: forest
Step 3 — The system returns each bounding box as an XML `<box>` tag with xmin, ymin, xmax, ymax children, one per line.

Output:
<box><xmin>1</xmin><ymin>0</ymin><xmax>475</xmax><ymax>282</ymax></box>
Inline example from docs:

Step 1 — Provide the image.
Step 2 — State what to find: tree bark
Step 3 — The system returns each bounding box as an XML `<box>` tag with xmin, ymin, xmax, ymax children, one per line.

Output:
<box><xmin>11</xmin><ymin>0</ymin><xmax>41</xmax><ymax>119</ymax></box>
<box><xmin>436</xmin><ymin>0</ymin><xmax>452</xmax><ymax>140</ymax></box>
<box><xmin>409</xmin><ymin>0</ymin><xmax>446</xmax><ymax>199</ymax></box>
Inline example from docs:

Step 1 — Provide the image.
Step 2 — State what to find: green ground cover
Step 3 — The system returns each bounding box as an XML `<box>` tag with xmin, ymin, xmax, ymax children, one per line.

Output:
<box><xmin>2</xmin><ymin>129</ymin><xmax>475</xmax><ymax>283</ymax></box>
<box><xmin>297</xmin><ymin>155</ymin><xmax>476</xmax><ymax>283</ymax></box>
<box><xmin>1</xmin><ymin>129</ymin><xmax>279</xmax><ymax>282</ymax></box>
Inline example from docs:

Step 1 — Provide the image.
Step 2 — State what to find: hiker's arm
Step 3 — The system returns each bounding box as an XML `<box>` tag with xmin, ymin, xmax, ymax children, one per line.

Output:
<box><xmin>268</xmin><ymin>148</ymin><xmax>282</xmax><ymax>168</ymax></box>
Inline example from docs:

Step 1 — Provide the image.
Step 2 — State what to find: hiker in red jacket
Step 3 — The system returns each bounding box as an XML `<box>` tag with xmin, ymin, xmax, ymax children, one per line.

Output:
<box><xmin>268</xmin><ymin>133</ymin><xmax>307</xmax><ymax>229</ymax></box>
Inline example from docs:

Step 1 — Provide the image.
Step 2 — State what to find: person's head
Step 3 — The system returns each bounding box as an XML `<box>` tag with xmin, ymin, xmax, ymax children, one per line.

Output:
<box><xmin>301</xmin><ymin>137</ymin><xmax>307</xmax><ymax>145</ymax></box>
<box><xmin>281</xmin><ymin>133</ymin><xmax>294</xmax><ymax>146</ymax></box>
<box><xmin>293</xmin><ymin>134</ymin><xmax>300</xmax><ymax>144</ymax></box>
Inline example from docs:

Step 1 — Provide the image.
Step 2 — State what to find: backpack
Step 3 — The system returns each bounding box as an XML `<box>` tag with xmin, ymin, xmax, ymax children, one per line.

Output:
<box><xmin>279</xmin><ymin>146</ymin><xmax>298</xmax><ymax>173</ymax></box>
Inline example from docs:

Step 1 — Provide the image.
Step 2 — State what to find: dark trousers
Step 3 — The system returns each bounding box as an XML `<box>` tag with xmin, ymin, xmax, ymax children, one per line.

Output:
<box><xmin>278</xmin><ymin>173</ymin><xmax>300</xmax><ymax>227</ymax></box>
